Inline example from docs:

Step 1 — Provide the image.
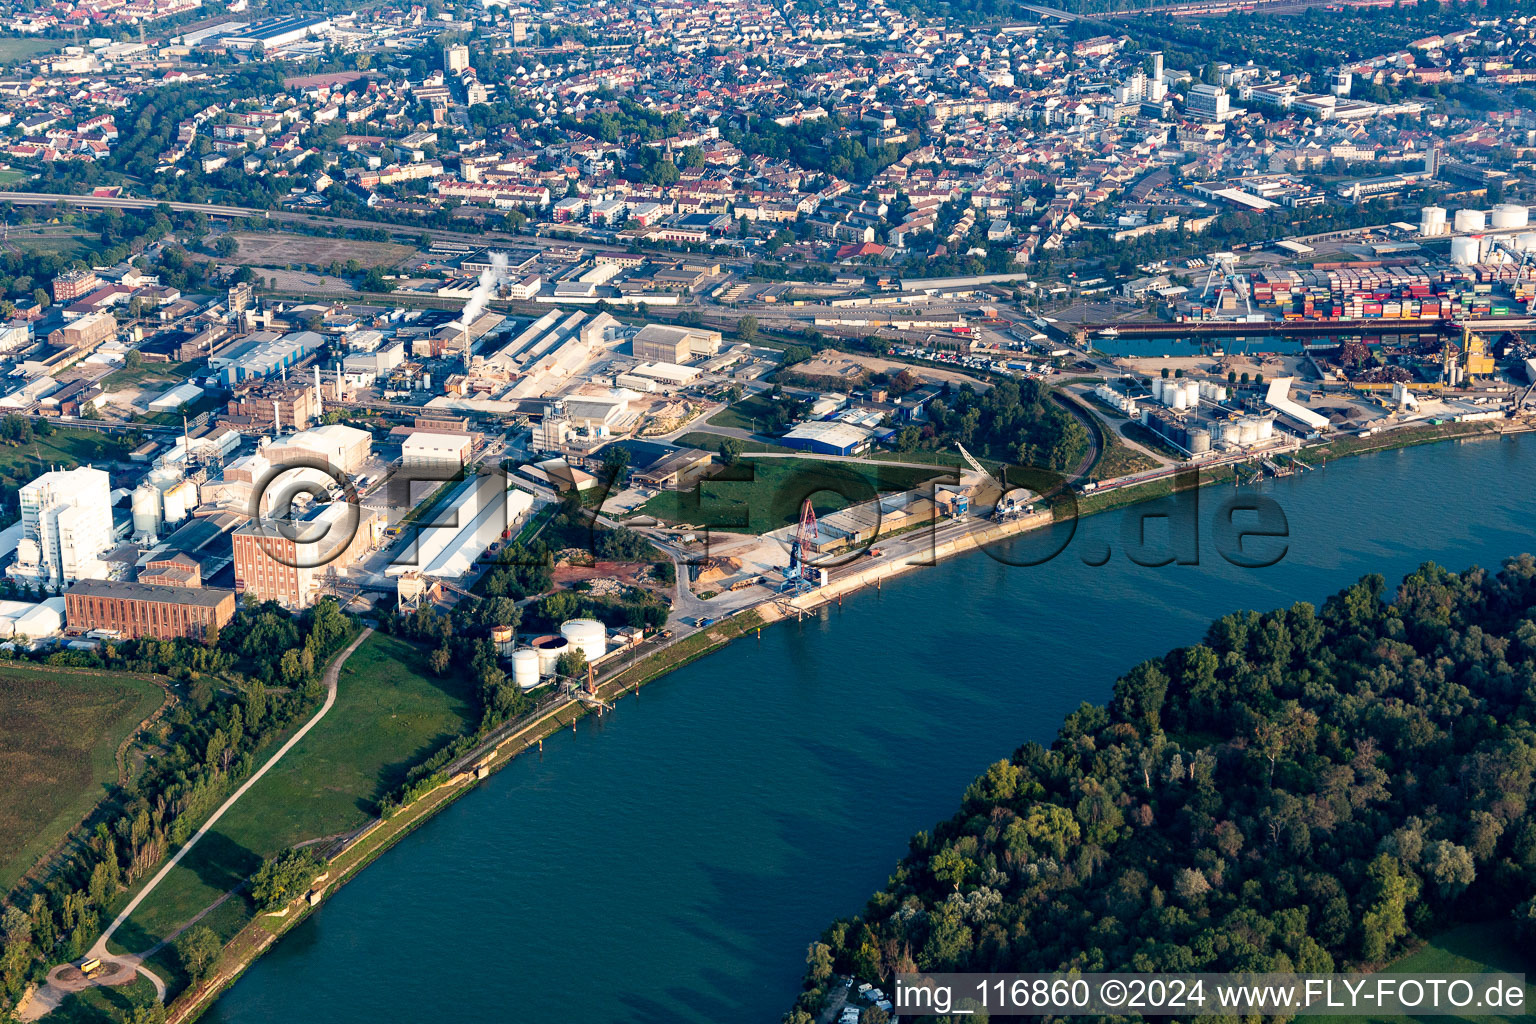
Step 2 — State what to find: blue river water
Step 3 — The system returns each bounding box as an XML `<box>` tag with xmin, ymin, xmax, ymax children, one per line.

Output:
<box><xmin>205</xmin><ymin>434</ymin><xmax>1535</xmax><ymax>1024</ymax></box>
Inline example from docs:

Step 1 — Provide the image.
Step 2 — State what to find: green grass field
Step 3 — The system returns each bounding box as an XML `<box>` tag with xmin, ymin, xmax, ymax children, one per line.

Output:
<box><xmin>705</xmin><ymin>393</ymin><xmax>780</xmax><ymax>433</ymax></box>
<box><xmin>637</xmin><ymin>456</ymin><xmax>943</xmax><ymax>533</ymax></box>
<box><xmin>0</xmin><ymin>37</ymin><xmax>61</xmax><ymax>62</ymax></box>
<box><xmin>0</xmin><ymin>665</ymin><xmax>164</xmax><ymax>895</ymax></box>
<box><xmin>673</xmin><ymin>431</ymin><xmax>791</xmax><ymax>454</ymax></box>
<box><xmin>98</xmin><ymin>359</ymin><xmax>198</xmax><ymax>393</ymax></box>
<box><xmin>6</xmin><ymin>224</ymin><xmax>93</xmax><ymax>260</ymax></box>
<box><xmin>0</xmin><ymin>427</ymin><xmax>131</xmax><ymax>483</ymax></box>
<box><xmin>48</xmin><ymin>974</ymin><xmax>159</xmax><ymax>1024</ymax></box>
<box><xmin>0</xmin><ymin>168</ymin><xmax>30</xmax><ymax>186</ymax></box>
<box><xmin>1299</xmin><ymin>921</ymin><xmax>1535</xmax><ymax>1024</ymax></box>
<box><xmin>112</xmin><ymin>633</ymin><xmax>477</xmax><ymax>955</ymax></box>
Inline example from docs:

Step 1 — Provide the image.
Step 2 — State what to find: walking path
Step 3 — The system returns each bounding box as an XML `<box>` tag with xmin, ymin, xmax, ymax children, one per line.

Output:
<box><xmin>18</xmin><ymin>628</ymin><xmax>374</xmax><ymax>1022</ymax></box>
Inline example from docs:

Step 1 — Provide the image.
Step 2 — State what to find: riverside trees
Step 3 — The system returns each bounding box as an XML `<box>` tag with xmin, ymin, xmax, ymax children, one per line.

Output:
<box><xmin>790</xmin><ymin>558</ymin><xmax>1536</xmax><ymax>1018</ymax></box>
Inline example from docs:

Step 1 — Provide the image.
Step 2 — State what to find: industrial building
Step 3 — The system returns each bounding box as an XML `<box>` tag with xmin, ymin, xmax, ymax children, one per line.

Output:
<box><xmin>233</xmin><ymin>502</ymin><xmax>384</xmax><ymax>609</ymax></box>
<box><xmin>221</xmin><ymin>14</ymin><xmax>333</xmax><ymax>51</ymax></box>
<box><xmin>262</xmin><ymin>424</ymin><xmax>372</xmax><ymax>476</ymax></box>
<box><xmin>630</xmin><ymin>324</ymin><xmax>722</xmax><ymax>363</ymax></box>
<box><xmin>779</xmin><ymin>420</ymin><xmax>874</xmax><ymax>456</ymax></box>
<box><xmin>401</xmin><ymin>431</ymin><xmax>474</xmax><ymax>473</ymax></box>
<box><xmin>64</xmin><ymin>578</ymin><xmax>235</xmax><ymax>640</ymax></box>
<box><xmin>385</xmin><ymin>473</ymin><xmax>534</xmax><ymax>579</ymax></box>
<box><xmin>631</xmin><ymin>448</ymin><xmax>715</xmax><ymax>490</ymax></box>
<box><xmin>209</xmin><ymin>331</ymin><xmax>325</xmax><ymax>386</ymax></box>
<box><xmin>47</xmin><ymin>311</ymin><xmax>116</xmax><ymax>351</ymax></box>
<box><xmin>10</xmin><ymin>467</ymin><xmax>115</xmax><ymax>587</ymax></box>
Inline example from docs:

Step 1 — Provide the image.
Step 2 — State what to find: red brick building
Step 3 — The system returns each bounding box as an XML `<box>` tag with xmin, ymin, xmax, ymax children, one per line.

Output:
<box><xmin>64</xmin><ymin>579</ymin><xmax>235</xmax><ymax>640</ymax></box>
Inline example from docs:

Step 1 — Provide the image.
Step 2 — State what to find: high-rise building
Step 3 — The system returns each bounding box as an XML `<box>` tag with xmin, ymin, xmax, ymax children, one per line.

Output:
<box><xmin>444</xmin><ymin>43</ymin><xmax>470</xmax><ymax>73</ymax></box>
<box><xmin>11</xmin><ymin>467</ymin><xmax>114</xmax><ymax>587</ymax></box>
<box><xmin>1186</xmin><ymin>83</ymin><xmax>1231</xmax><ymax>122</ymax></box>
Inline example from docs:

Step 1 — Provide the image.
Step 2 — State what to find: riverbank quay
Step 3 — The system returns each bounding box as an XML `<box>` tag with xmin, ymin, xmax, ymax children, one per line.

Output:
<box><xmin>144</xmin><ymin>416</ymin><xmax>1536</xmax><ymax>1024</ymax></box>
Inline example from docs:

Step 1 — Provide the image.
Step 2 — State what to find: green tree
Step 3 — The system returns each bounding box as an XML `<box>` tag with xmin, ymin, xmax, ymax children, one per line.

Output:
<box><xmin>175</xmin><ymin>925</ymin><xmax>221</xmax><ymax>983</ymax></box>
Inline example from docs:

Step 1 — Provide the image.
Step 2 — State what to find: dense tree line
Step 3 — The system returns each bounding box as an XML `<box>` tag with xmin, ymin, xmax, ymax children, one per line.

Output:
<box><xmin>0</xmin><ymin>601</ymin><xmax>357</xmax><ymax>1013</ymax></box>
<box><xmin>787</xmin><ymin>559</ymin><xmax>1536</xmax><ymax>1020</ymax></box>
<box><xmin>894</xmin><ymin>379</ymin><xmax>1090</xmax><ymax>473</ymax></box>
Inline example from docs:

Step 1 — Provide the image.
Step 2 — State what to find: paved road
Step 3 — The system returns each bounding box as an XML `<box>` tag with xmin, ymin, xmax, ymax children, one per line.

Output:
<box><xmin>22</xmin><ymin>627</ymin><xmax>375</xmax><ymax>1020</ymax></box>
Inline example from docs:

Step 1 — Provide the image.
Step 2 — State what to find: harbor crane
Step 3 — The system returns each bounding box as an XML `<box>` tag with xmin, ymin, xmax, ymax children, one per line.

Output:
<box><xmin>778</xmin><ymin>498</ymin><xmax>820</xmax><ymax>594</ymax></box>
<box><xmin>1197</xmin><ymin>253</ymin><xmax>1251</xmax><ymax>318</ymax></box>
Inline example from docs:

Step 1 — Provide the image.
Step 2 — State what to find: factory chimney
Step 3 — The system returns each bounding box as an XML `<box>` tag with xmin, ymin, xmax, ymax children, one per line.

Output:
<box><xmin>314</xmin><ymin>364</ymin><xmax>323</xmax><ymax>420</ymax></box>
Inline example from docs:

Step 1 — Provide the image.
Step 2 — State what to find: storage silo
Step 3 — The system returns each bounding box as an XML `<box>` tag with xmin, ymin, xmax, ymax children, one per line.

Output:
<box><xmin>162</xmin><ymin>479</ymin><xmax>196</xmax><ymax>525</ymax></box>
<box><xmin>531</xmin><ymin>634</ymin><xmax>569</xmax><ymax>676</ymax></box>
<box><xmin>511</xmin><ymin>649</ymin><xmax>540</xmax><ymax>691</ymax></box>
<box><xmin>1451</xmin><ymin>236</ymin><xmax>1481</xmax><ymax>266</ymax></box>
<box><xmin>1188</xmin><ymin>427</ymin><xmax>1211</xmax><ymax>454</ymax></box>
<box><xmin>1419</xmin><ymin>206</ymin><xmax>1446</xmax><ymax>236</ymax></box>
<box><xmin>560</xmin><ymin>618</ymin><xmax>607</xmax><ymax>661</ymax></box>
<box><xmin>1170</xmin><ymin>386</ymin><xmax>1188</xmax><ymax>410</ymax></box>
<box><xmin>1151</xmin><ymin>377</ymin><xmax>1165</xmax><ymax>403</ymax></box>
<box><xmin>1182</xmin><ymin>380</ymin><xmax>1200</xmax><ymax>406</ymax></box>
<box><xmin>491</xmin><ymin>625</ymin><xmax>515</xmax><ymax>657</ymax></box>
<box><xmin>131</xmin><ymin>482</ymin><xmax>160</xmax><ymax>541</ymax></box>
<box><xmin>1491</xmin><ymin>204</ymin><xmax>1529</xmax><ymax>230</ymax></box>
<box><xmin>1454</xmin><ymin>208</ymin><xmax>1487</xmax><ymax>233</ymax></box>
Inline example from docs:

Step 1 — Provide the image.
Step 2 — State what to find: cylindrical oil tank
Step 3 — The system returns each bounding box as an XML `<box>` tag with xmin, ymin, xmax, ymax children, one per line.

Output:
<box><xmin>1170</xmin><ymin>387</ymin><xmax>1187</xmax><ymax>410</ymax></box>
<box><xmin>1258</xmin><ymin>416</ymin><xmax>1276</xmax><ymax>439</ymax></box>
<box><xmin>1150</xmin><ymin>377</ymin><xmax>1165</xmax><ymax>403</ymax></box>
<box><xmin>490</xmin><ymin>624</ymin><xmax>515</xmax><ymax>658</ymax></box>
<box><xmin>1239</xmin><ymin>417</ymin><xmax>1259</xmax><ymax>444</ymax></box>
<box><xmin>531</xmin><ymin>634</ymin><xmax>568</xmax><ymax>676</ymax></box>
<box><xmin>1491</xmin><ymin>204</ymin><xmax>1529</xmax><ymax>230</ymax></box>
<box><xmin>1454</xmin><ymin>208</ymin><xmax>1486</xmax><ymax>233</ymax></box>
<box><xmin>511</xmin><ymin>648</ymin><xmax>540</xmax><ymax>690</ymax></box>
<box><xmin>559</xmin><ymin>618</ymin><xmax>607</xmax><ymax>662</ymax></box>
<box><xmin>1182</xmin><ymin>380</ymin><xmax>1199</xmax><ymax>405</ymax></box>
<box><xmin>1518</xmin><ymin>232</ymin><xmax>1536</xmax><ymax>252</ymax></box>
<box><xmin>131</xmin><ymin>482</ymin><xmax>160</xmax><ymax>538</ymax></box>
<box><xmin>1419</xmin><ymin>206</ymin><xmax>1446</xmax><ymax>236</ymax></box>
<box><xmin>1450</xmin><ymin>236</ymin><xmax>1480</xmax><ymax>266</ymax></box>
<box><xmin>1188</xmin><ymin>428</ymin><xmax>1211</xmax><ymax>454</ymax></box>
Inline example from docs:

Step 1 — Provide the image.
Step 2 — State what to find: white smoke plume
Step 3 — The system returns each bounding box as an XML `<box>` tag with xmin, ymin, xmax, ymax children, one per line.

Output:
<box><xmin>460</xmin><ymin>250</ymin><xmax>510</xmax><ymax>329</ymax></box>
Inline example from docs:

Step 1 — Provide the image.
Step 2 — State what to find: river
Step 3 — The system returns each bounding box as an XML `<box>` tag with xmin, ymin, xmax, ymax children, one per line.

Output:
<box><xmin>204</xmin><ymin>434</ymin><xmax>1535</xmax><ymax>1024</ymax></box>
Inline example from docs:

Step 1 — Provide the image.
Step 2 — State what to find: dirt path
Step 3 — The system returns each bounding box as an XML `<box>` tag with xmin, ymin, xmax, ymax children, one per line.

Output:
<box><xmin>18</xmin><ymin>628</ymin><xmax>374</xmax><ymax>1022</ymax></box>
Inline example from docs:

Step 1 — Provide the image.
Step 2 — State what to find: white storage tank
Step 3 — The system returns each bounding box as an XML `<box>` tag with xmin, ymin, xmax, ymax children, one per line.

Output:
<box><xmin>1451</xmin><ymin>236</ymin><xmax>1481</xmax><ymax>266</ymax></box>
<box><xmin>131</xmin><ymin>482</ymin><xmax>160</xmax><ymax>540</ymax></box>
<box><xmin>1170</xmin><ymin>386</ymin><xmax>1187</xmax><ymax>410</ymax></box>
<box><xmin>1419</xmin><ymin>206</ymin><xmax>1446</xmax><ymax>236</ymax></box>
<box><xmin>1518</xmin><ymin>232</ymin><xmax>1536</xmax><ymax>252</ymax></box>
<box><xmin>1258</xmin><ymin>415</ymin><xmax>1276</xmax><ymax>439</ymax></box>
<box><xmin>1188</xmin><ymin>428</ymin><xmax>1211</xmax><ymax>454</ymax></box>
<box><xmin>531</xmin><ymin>634</ymin><xmax>569</xmax><ymax>676</ymax></box>
<box><xmin>162</xmin><ymin>479</ymin><xmax>196</xmax><ymax>525</ymax></box>
<box><xmin>560</xmin><ymin>618</ymin><xmax>607</xmax><ymax>662</ymax></box>
<box><xmin>511</xmin><ymin>648</ymin><xmax>540</xmax><ymax>691</ymax></box>
<box><xmin>1182</xmin><ymin>380</ymin><xmax>1200</xmax><ymax>406</ymax></box>
<box><xmin>1150</xmin><ymin>377</ymin><xmax>1165</xmax><ymax>403</ymax></box>
<box><xmin>1491</xmin><ymin>204</ymin><xmax>1529</xmax><ymax>230</ymax></box>
<box><xmin>1238</xmin><ymin>417</ymin><xmax>1259</xmax><ymax>444</ymax></box>
<box><xmin>1453</xmin><ymin>208</ymin><xmax>1486</xmax><ymax>233</ymax></box>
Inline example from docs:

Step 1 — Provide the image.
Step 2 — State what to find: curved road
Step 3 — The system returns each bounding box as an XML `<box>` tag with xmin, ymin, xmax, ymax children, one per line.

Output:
<box><xmin>21</xmin><ymin>627</ymin><xmax>374</xmax><ymax>1020</ymax></box>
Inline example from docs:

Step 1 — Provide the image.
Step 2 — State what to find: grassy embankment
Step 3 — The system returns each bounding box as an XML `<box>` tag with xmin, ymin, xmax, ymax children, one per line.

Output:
<box><xmin>103</xmin><ymin>634</ymin><xmax>476</xmax><ymax>990</ymax></box>
<box><xmin>1298</xmin><ymin>920</ymin><xmax>1535</xmax><ymax>1024</ymax></box>
<box><xmin>0</xmin><ymin>665</ymin><xmax>165</xmax><ymax>895</ymax></box>
<box><xmin>637</xmin><ymin>456</ymin><xmax>943</xmax><ymax>533</ymax></box>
